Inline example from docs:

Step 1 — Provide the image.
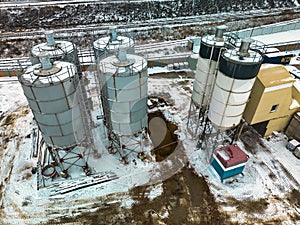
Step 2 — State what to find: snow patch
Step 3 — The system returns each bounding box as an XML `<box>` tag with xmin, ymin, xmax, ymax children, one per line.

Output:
<box><xmin>147</xmin><ymin>183</ymin><xmax>164</xmax><ymax>201</ymax></box>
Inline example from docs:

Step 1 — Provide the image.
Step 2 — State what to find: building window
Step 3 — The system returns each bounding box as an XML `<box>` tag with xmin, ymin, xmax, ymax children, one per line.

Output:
<box><xmin>270</xmin><ymin>104</ymin><xmax>279</xmax><ymax>113</ymax></box>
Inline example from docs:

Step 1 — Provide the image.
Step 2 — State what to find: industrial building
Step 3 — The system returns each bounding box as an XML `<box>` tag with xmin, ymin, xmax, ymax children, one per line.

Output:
<box><xmin>30</xmin><ymin>31</ymin><xmax>82</xmax><ymax>75</ymax></box>
<box><xmin>7</xmin><ymin>23</ymin><xmax>300</xmax><ymax>185</ymax></box>
<box><xmin>243</xmin><ymin>64</ymin><xmax>300</xmax><ymax>137</ymax></box>
<box><xmin>187</xmin><ymin>25</ymin><xmax>227</xmax><ymax>136</ymax></box>
<box><xmin>207</xmin><ymin>38</ymin><xmax>262</xmax><ymax>130</ymax></box>
<box><xmin>92</xmin><ymin>27</ymin><xmax>149</xmax><ymax>162</ymax></box>
<box><xmin>1</xmin><ymin>19</ymin><xmax>299</xmax><ymax>185</ymax></box>
<box><xmin>18</xmin><ymin>53</ymin><xmax>93</xmax><ymax>178</ymax></box>
<box><xmin>97</xmin><ymin>47</ymin><xmax>149</xmax><ymax>161</ymax></box>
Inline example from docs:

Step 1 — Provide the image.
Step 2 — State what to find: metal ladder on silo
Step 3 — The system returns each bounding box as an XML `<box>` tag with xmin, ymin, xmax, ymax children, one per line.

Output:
<box><xmin>75</xmin><ymin>70</ymin><xmax>95</xmax><ymax>174</ymax></box>
<box><xmin>92</xmin><ymin>64</ymin><xmax>105</xmax><ymax>120</ymax></box>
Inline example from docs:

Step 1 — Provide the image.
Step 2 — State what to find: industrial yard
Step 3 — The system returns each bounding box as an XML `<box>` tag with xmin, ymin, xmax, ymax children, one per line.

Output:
<box><xmin>1</xmin><ymin>68</ymin><xmax>300</xmax><ymax>224</ymax></box>
<box><xmin>1</xmin><ymin>1</ymin><xmax>300</xmax><ymax>225</ymax></box>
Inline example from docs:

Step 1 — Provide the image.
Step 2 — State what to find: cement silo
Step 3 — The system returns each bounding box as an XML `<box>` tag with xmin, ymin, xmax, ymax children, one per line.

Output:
<box><xmin>187</xmin><ymin>26</ymin><xmax>227</xmax><ymax>135</ymax></box>
<box><xmin>18</xmin><ymin>54</ymin><xmax>87</xmax><ymax>148</ymax></box>
<box><xmin>30</xmin><ymin>31</ymin><xmax>81</xmax><ymax>74</ymax></box>
<box><xmin>98</xmin><ymin>47</ymin><xmax>148</xmax><ymax>136</ymax></box>
<box><xmin>192</xmin><ymin>25</ymin><xmax>227</xmax><ymax>108</ymax></box>
<box><xmin>30</xmin><ymin>31</ymin><xmax>91</xmax><ymax>131</ymax></box>
<box><xmin>93</xmin><ymin>27</ymin><xmax>135</xmax><ymax>61</ymax></box>
<box><xmin>208</xmin><ymin>38</ymin><xmax>263</xmax><ymax>130</ymax></box>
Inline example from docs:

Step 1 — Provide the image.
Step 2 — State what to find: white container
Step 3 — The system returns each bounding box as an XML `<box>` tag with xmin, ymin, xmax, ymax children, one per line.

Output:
<box><xmin>167</xmin><ymin>64</ymin><xmax>173</xmax><ymax>70</ymax></box>
<box><xmin>93</xmin><ymin>35</ymin><xmax>134</xmax><ymax>60</ymax></box>
<box><xmin>208</xmin><ymin>72</ymin><xmax>256</xmax><ymax>129</ymax></box>
<box><xmin>183</xmin><ymin>62</ymin><xmax>189</xmax><ymax>69</ymax></box>
<box><xmin>19</xmin><ymin>61</ymin><xmax>87</xmax><ymax>148</ymax></box>
<box><xmin>99</xmin><ymin>53</ymin><xmax>148</xmax><ymax>135</ymax></box>
<box><xmin>192</xmin><ymin>57</ymin><xmax>217</xmax><ymax>107</ymax></box>
<box><xmin>286</xmin><ymin>139</ymin><xmax>300</xmax><ymax>151</ymax></box>
<box><xmin>174</xmin><ymin>63</ymin><xmax>180</xmax><ymax>70</ymax></box>
<box><xmin>294</xmin><ymin>147</ymin><xmax>300</xmax><ymax>159</ymax></box>
<box><xmin>31</xmin><ymin>40</ymin><xmax>76</xmax><ymax>65</ymax></box>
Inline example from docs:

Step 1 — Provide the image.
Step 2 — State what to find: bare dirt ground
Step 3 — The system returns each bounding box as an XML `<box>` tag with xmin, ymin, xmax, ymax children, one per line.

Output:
<box><xmin>36</xmin><ymin>166</ymin><xmax>300</xmax><ymax>225</ymax></box>
<box><xmin>41</xmin><ymin>167</ymin><xmax>231</xmax><ymax>225</ymax></box>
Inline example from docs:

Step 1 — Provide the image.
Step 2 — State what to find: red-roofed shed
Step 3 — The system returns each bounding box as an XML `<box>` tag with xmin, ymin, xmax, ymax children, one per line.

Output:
<box><xmin>215</xmin><ymin>144</ymin><xmax>249</xmax><ymax>168</ymax></box>
<box><xmin>211</xmin><ymin>144</ymin><xmax>249</xmax><ymax>181</ymax></box>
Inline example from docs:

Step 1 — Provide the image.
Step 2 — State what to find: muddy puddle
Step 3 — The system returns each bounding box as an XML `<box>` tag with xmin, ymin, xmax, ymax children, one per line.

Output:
<box><xmin>148</xmin><ymin>110</ymin><xmax>179</xmax><ymax>162</ymax></box>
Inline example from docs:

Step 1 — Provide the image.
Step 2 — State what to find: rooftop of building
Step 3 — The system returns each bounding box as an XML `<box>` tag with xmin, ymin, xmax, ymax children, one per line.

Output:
<box><xmin>258</xmin><ymin>64</ymin><xmax>295</xmax><ymax>87</ymax></box>
<box><xmin>215</xmin><ymin>144</ymin><xmax>249</xmax><ymax>168</ymax></box>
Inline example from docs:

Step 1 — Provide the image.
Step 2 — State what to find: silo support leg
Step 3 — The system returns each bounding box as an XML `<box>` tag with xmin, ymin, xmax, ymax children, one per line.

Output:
<box><xmin>47</xmin><ymin>146</ymin><xmax>67</xmax><ymax>177</ymax></box>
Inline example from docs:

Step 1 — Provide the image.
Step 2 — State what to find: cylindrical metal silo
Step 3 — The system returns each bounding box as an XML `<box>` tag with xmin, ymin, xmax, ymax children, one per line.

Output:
<box><xmin>93</xmin><ymin>27</ymin><xmax>135</xmax><ymax>61</ymax></box>
<box><xmin>98</xmin><ymin>47</ymin><xmax>148</xmax><ymax>135</ymax></box>
<box><xmin>192</xmin><ymin>25</ymin><xmax>227</xmax><ymax>108</ymax></box>
<box><xmin>30</xmin><ymin>31</ymin><xmax>80</xmax><ymax>73</ymax></box>
<box><xmin>208</xmin><ymin>38</ymin><xmax>263</xmax><ymax>130</ymax></box>
<box><xmin>18</xmin><ymin>54</ymin><xmax>87</xmax><ymax>148</ymax></box>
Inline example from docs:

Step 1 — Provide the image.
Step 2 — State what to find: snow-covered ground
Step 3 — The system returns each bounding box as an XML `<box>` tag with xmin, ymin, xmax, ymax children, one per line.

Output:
<box><xmin>0</xmin><ymin>72</ymin><xmax>190</xmax><ymax>224</ymax></box>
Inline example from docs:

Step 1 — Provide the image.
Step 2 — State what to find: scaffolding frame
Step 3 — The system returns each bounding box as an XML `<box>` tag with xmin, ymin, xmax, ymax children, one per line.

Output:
<box><xmin>37</xmin><ymin>70</ymin><xmax>96</xmax><ymax>179</ymax></box>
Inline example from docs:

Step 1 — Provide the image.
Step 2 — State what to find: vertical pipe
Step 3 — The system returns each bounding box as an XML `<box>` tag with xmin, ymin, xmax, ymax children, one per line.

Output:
<box><xmin>39</xmin><ymin>54</ymin><xmax>52</xmax><ymax>70</ymax></box>
<box><xmin>45</xmin><ymin>31</ymin><xmax>56</xmax><ymax>46</ymax></box>
<box><xmin>109</xmin><ymin>26</ymin><xmax>117</xmax><ymax>42</ymax></box>
<box><xmin>118</xmin><ymin>46</ymin><xmax>127</xmax><ymax>61</ymax></box>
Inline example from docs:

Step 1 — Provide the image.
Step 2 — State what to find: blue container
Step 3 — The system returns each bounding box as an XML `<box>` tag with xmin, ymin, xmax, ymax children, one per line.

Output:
<box><xmin>211</xmin><ymin>144</ymin><xmax>248</xmax><ymax>181</ymax></box>
<box><xmin>211</xmin><ymin>155</ymin><xmax>246</xmax><ymax>181</ymax></box>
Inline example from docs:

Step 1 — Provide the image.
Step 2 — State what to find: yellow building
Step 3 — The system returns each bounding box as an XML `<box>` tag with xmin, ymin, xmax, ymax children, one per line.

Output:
<box><xmin>243</xmin><ymin>64</ymin><xmax>300</xmax><ymax>136</ymax></box>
